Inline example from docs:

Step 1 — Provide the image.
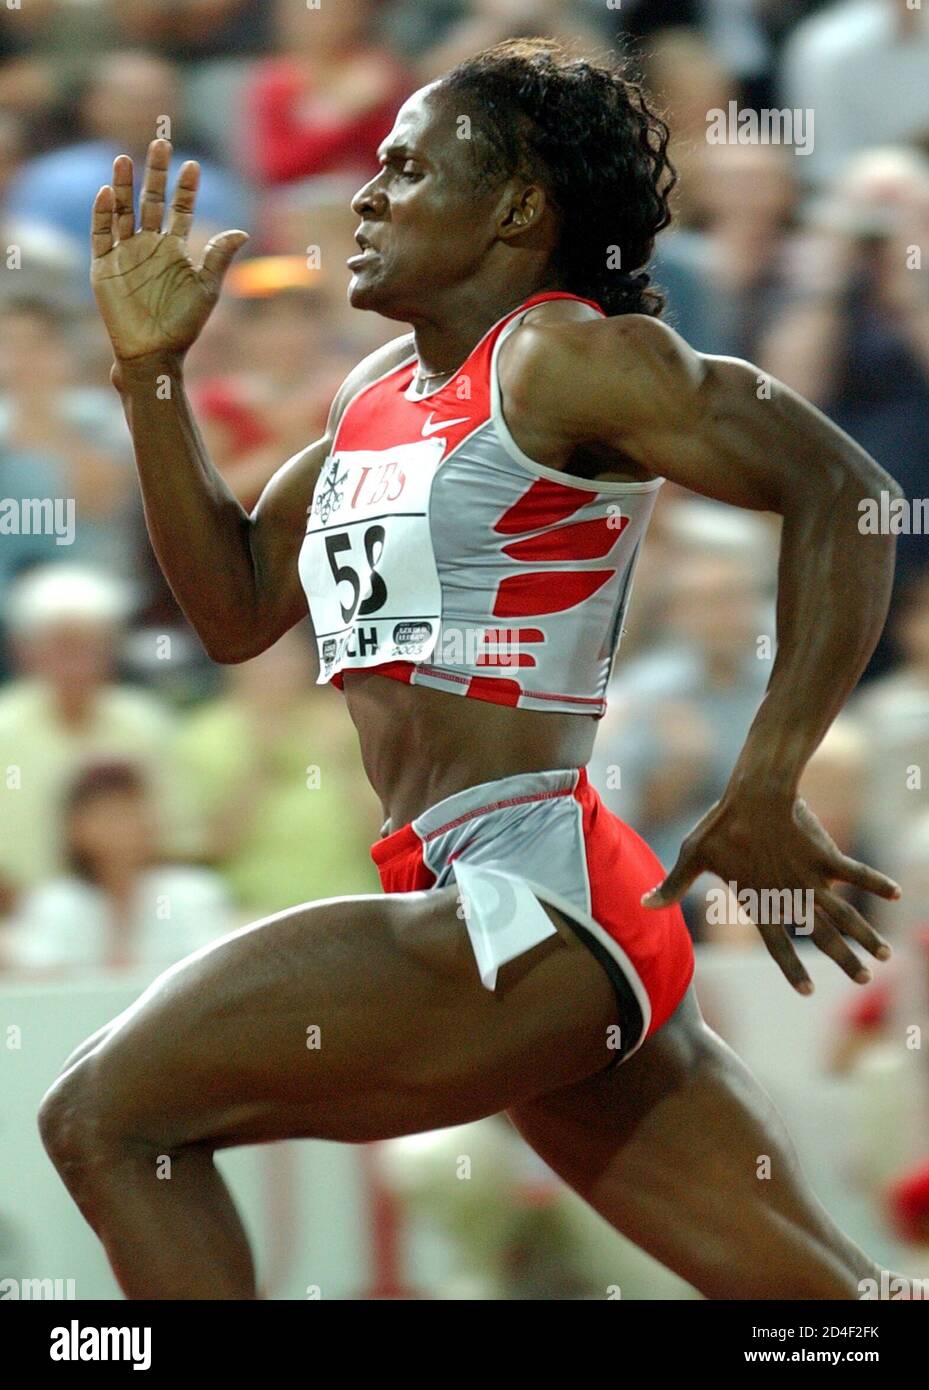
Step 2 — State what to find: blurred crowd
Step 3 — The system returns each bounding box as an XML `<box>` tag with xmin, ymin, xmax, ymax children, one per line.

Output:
<box><xmin>0</xmin><ymin>0</ymin><xmax>926</xmax><ymax>1285</ymax></box>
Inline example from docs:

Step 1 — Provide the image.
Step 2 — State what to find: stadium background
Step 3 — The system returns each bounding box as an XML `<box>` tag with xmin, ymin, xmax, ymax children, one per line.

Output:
<box><xmin>1</xmin><ymin>0</ymin><xmax>928</xmax><ymax>1299</ymax></box>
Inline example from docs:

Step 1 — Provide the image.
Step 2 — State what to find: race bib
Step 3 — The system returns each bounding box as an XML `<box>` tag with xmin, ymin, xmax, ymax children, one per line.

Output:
<box><xmin>299</xmin><ymin>439</ymin><xmax>445</xmax><ymax>683</ymax></box>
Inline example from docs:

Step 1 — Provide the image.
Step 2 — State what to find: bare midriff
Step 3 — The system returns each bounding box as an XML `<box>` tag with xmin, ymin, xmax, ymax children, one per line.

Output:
<box><xmin>341</xmin><ymin>669</ymin><xmax>598</xmax><ymax>832</ymax></box>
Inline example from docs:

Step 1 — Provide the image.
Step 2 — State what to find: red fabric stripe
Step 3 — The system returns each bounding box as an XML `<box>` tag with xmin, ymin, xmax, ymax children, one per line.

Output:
<box><xmin>335</xmin><ymin>292</ymin><xmax>601</xmax><ymax>456</ymax></box>
<box><xmin>493</xmin><ymin>477</ymin><xmax>589</xmax><ymax>534</ymax></box>
<box><xmin>476</xmin><ymin>654</ymin><xmax>535</xmax><ymax>668</ymax></box>
<box><xmin>492</xmin><ymin>569</ymin><xmax>613</xmax><ymax>617</ymax></box>
<box><xmin>481</xmin><ymin>627</ymin><xmax>544</xmax><ymax>644</ymax></box>
<box><xmin>339</xmin><ymin>663</ymin><xmax>604</xmax><ymax>710</ymax></box>
<box><xmin>477</xmin><ymin>629</ymin><xmax>542</xmax><ymax>666</ymax></box>
<box><xmin>502</xmin><ymin>515</ymin><xmax>627</xmax><ymax>561</ymax></box>
<box><xmin>465</xmin><ymin>674</ymin><xmax>523</xmax><ymax>705</ymax></box>
<box><xmin>422</xmin><ymin>785</ymin><xmax>576</xmax><ymax>841</ymax></box>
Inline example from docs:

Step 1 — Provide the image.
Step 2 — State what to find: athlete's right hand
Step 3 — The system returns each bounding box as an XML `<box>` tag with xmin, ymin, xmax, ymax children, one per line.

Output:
<box><xmin>91</xmin><ymin>138</ymin><xmax>249</xmax><ymax>363</ymax></box>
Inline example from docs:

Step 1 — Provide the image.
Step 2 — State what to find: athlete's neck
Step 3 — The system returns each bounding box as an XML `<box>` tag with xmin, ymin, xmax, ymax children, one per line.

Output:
<box><xmin>408</xmin><ymin>278</ymin><xmax>566</xmax><ymax>378</ymax></box>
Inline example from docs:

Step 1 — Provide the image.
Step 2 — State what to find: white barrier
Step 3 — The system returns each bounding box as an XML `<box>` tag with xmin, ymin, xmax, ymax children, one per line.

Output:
<box><xmin>0</xmin><ymin>946</ymin><xmax>923</xmax><ymax>1298</ymax></box>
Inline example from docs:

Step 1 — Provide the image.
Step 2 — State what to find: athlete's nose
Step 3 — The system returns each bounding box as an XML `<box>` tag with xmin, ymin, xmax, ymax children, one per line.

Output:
<box><xmin>351</xmin><ymin>177</ymin><xmax>388</xmax><ymax>220</ymax></box>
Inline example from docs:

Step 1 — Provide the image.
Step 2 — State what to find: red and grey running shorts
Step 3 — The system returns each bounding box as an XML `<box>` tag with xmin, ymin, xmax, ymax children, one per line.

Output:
<box><xmin>371</xmin><ymin>766</ymin><xmax>694</xmax><ymax>1062</ymax></box>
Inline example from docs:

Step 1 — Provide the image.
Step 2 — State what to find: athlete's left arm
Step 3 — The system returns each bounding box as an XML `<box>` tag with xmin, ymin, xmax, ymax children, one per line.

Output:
<box><xmin>504</xmin><ymin>314</ymin><xmax>904</xmax><ymax>993</ymax></box>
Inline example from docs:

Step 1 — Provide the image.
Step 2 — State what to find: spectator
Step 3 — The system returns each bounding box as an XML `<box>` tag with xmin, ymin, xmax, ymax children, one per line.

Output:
<box><xmin>701</xmin><ymin>143</ymin><xmax>797</xmax><ymax>354</ymax></box>
<box><xmin>246</xmin><ymin>0</ymin><xmax>411</xmax><ymax>186</ymax></box>
<box><xmin>5</xmin><ymin>760</ymin><xmax>232</xmax><ymax>973</ymax></box>
<box><xmin>781</xmin><ymin>0</ymin><xmax>929</xmax><ymax>188</ymax></box>
<box><xmin>0</xmin><ymin>110</ymin><xmax>24</xmax><ymax>209</ymax></box>
<box><xmin>4</xmin><ymin>50</ymin><xmax>251</xmax><ymax>277</ymax></box>
<box><xmin>113</xmin><ymin>0</ymin><xmax>271</xmax><ymax>61</ymax></box>
<box><xmin>415</xmin><ymin>0</ymin><xmax>611</xmax><ymax>82</ymax></box>
<box><xmin>252</xmin><ymin>180</ymin><xmax>403</xmax><ymax>361</ymax></box>
<box><xmin>639</xmin><ymin>26</ymin><xmax>736</xmax><ymax>227</ymax></box>
<box><xmin>648</xmin><ymin>240</ymin><xmax>717</xmax><ymax>350</ymax></box>
<box><xmin>0</xmin><ymin>2</ymin><xmax>121</xmax><ymax>151</ymax></box>
<box><xmin>832</xmin><ymin>810</ymin><xmax>929</xmax><ymax>1220</ymax></box>
<box><xmin>175</xmin><ymin>629</ymin><xmax>382</xmax><ymax>915</ymax></box>
<box><xmin>381</xmin><ymin>0</ymin><xmax>469</xmax><ymax>60</ymax></box>
<box><xmin>623</xmin><ymin>2</ymin><xmax>830</xmax><ymax>108</ymax></box>
<box><xmin>0</xmin><ymin>565</ymin><xmax>197</xmax><ymax>895</ymax></box>
<box><xmin>797</xmin><ymin>717</ymin><xmax>869</xmax><ymax>864</ymax></box>
<box><xmin>657</xmin><ymin>142</ymin><xmax>799</xmax><ymax>356</ymax></box>
<box><xmin>617</xmin><ymin>0</ymin><xmax>701</xmax><ymax>41</ymax></box>
<box><xmin>0</xmin><ymin>296</ymin><xmax>136</xmax><ymax>588</ymax></box>
<box><xmin>759</xmin><ymin>146</ymin><xmax>929</xmax><ymax>663</ymax></box>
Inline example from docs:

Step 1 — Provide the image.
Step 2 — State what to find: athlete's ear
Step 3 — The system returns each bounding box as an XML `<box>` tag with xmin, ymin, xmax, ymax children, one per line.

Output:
<box><xmin>497</xmin><ymin>184</ymin><xmax>547</xmax><ymax>241</ymax></box>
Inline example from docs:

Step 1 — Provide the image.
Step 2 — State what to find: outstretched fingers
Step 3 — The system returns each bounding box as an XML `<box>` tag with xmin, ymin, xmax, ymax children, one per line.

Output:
<box><xmin>808</xmin><ymin>910</ymin><xmax>871</xmax><ymax>985</ymax></box>
<box><xmin>112</xmin><ymin>155</ymin><xmax>135</xmax><ymax>241</ymax></box>
<box><xmin>140</xmin><ymin>137</ymin><xmax>171</xmax><ymax>233</ymax></box>
<box><xmin>815</xmin><ymin>887</ymin><xmax>892</xmax><ymax>962</ymax></box>
<box><xmin>833</xmin><ymin>853</ymin><xmax>901</xmax><ymax>902</ymax></box>
<box><xmin>756</xmin><ymin>920</ymin><xmax>814</xmax><ymax>995</ymax></box>
<box><xmin>166</xmin><ymin>160</ymin><xmax>200</xmax><ymax>240</ymax></box>
<box><xmin>756</xmin><ymin>886</ymin><xmax>889</xmax><ymax>994</ymax></box>
<box><xmin>91</xmin><ymin>186</ymin><xmax>115</xmax><ymax>259</ymax></box>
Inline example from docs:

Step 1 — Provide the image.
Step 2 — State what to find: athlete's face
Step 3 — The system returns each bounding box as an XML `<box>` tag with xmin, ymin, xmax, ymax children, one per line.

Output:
<box><xmin>348</xmin><ymin>85</ymin><xmax>509</xmax><ymax>317</ymax></box>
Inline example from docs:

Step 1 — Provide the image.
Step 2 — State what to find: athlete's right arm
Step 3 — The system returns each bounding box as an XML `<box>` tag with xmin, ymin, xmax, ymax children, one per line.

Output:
<box><xmin>92</xmin><ymin>137</ymin><xmax>410</xmax><ymax>663</ymax></box>
<box><xmin>114</xmin><ymin>354</ymin><xmax>328</xmax><ymax>663</ymax></box>
<box><xmin>114</xmin><ymin>340</ymin><xmax>416</xmax><ymax>663</ymax></box>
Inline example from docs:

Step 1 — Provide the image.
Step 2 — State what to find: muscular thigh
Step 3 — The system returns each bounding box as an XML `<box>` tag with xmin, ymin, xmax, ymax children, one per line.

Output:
<box><xmin>508</xmin><ymin>989</ymin><xmax>871</xmax><ymax>1299</ymax></box>
<box><xmin>509</xmin><ymin>987</ymin><xmax>706</xmax><ymax>1170</ymax></box>
<box><xmin>72</xmin><ymin>888</ymin><xmax>618</xmax><ymax>1149</ymax></box>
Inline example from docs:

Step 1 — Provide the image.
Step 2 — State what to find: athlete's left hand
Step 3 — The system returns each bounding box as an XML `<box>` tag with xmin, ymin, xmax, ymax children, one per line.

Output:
<box><xmin>641</xmin><ymin>795</ymin><xmax>900</xmax><ymax>994</ymax></box>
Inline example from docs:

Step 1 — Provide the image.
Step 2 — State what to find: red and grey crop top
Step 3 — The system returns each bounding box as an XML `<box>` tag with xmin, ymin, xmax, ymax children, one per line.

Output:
<box><xmin>298</xmin><ymin>291</ymin><xmax>661</xmax><ymax>717</ymax></box>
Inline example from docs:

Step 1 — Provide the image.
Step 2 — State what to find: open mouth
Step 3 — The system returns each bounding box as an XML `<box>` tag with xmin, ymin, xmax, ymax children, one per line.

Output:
<box><xmin>346</xmin><ymin>247</ymin><xmax>380</xmax><ymax>269</ymax></box>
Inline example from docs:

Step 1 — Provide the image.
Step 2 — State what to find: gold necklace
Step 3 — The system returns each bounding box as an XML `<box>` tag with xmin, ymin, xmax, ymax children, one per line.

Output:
<box><xmin>414</xmin><ymin>364</ymin><xmax>459</xmax><ymax>390</ymax></box>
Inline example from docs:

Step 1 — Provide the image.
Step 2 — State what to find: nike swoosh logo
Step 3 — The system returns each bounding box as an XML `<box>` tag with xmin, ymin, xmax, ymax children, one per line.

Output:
<box><xmin>422</xmin><ymin>411</ymin><xmax>471</xmax><ymax>437</ymax></box>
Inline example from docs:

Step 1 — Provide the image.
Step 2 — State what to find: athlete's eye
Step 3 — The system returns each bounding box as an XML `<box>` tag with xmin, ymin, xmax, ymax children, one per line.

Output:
<box><xmin>397</xmin><ymin>159</ymin><xmax>423</xmax><ymax>181</ymax></box>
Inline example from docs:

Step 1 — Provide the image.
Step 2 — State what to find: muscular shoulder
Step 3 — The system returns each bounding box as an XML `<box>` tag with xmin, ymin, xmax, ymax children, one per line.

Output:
<box><xmin>499</xmin><ymin>312</ymin><xmax>707</xmax><ymax>444</ymax></box>
<box><xmin>495</xmin><ymin>311</ymin><xmax>712</xmax><ymax>477</ymax></box>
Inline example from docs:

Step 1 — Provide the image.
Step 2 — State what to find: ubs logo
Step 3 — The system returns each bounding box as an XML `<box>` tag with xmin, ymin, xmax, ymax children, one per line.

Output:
<box><xmin>313</xmin><ymin>458</ymin><xmax>347</xmax><ymax>525</ymax></box>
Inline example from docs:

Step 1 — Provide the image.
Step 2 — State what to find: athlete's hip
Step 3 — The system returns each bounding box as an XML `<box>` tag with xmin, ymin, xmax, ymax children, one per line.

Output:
<box><xmin>370</xmin><ymin>764</ymin><xmax>695</xmax><ymax>1056</ymax></box>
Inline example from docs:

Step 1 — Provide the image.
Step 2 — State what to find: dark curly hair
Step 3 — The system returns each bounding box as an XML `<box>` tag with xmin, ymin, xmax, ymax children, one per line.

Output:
<box><xmin>438</xmin><ymin>38</ymin><xmax>676</xmax><ymax>317</ymax></box>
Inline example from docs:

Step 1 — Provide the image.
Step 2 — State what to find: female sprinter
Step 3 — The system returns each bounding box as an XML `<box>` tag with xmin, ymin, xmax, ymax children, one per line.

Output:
<box><xmin>39</xmin><ymin>41</ymin><xmax>904</xmax><ymax>1300</ymax></box>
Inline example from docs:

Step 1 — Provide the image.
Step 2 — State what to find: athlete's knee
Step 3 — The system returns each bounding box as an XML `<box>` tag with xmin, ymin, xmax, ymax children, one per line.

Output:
<box><xmin>39</xmin><ymin>1056</ymin><xmax>118</xmax><ymax>1187</ymax></box>
<box><xmin>39</xmin><ymin>1044</ymin><xmax>160</xmax><ymax>1190</ymax></box>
